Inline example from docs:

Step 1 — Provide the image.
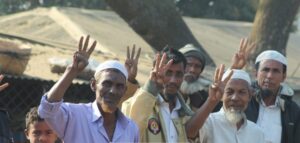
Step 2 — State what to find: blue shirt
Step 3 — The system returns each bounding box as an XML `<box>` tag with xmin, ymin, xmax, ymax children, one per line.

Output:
<box><xmin>38</xmin><ymin>96</ymin><xmax>139</xmax><ymax>143</ymax></box>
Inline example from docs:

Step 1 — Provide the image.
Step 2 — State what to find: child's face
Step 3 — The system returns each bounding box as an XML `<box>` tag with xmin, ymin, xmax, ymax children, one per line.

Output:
<box><xmin>25</xmin><ymin>121</ymin><xmax>58</xmax><ymax>143</ymax></box>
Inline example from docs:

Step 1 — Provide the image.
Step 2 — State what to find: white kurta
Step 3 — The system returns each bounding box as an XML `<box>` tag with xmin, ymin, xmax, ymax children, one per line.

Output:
<box><xmin>257</xmin><ymin>96</ymin><xmax>282</xmax><ymax>143</ymax></box>
<box><xmin>199</xmin><ymin>108</ymin><xmax>265</xmax><ymax>143</ymax></box>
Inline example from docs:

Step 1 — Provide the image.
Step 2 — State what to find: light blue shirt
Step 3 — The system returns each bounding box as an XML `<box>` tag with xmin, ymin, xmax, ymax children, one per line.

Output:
<box><xmin>38</xmin><ymin>96</ymin><xmax>139</xmax><ymax>143</ymax></box>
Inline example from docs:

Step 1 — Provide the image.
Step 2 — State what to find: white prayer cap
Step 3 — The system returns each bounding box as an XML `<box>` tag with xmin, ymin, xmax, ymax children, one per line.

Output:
<box><xmin>94</xmin><ymin>60</ymin><xmax>128</xmax><ymax>79</ymax></box>
<box><xmin>255</xmin><ymin>50</ymin><xmax>287</xmax><ymax>66</ymax></box>
<box><xmin>222</xmin><ymin>69</ymin><xmax>251</xmax><ymax>85</ymax></box>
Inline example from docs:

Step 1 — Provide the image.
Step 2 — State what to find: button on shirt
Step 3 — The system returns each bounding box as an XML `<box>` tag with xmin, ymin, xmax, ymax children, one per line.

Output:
<box><xmin>158</xmin><ymin>94</ymin><xmax>181</xmax><ymax>143</ymax></box>
<box><xmin>199</xmin><ymin>108</ymin><xmax>265</xmax><ymax>143</ymax></box>
<box><xmin>38</xmin><ymin>96</ymin><xmax>139</xmax><ymax>143</ymax></box>
<box><xmin>257</xmin><ymin>96</ymin><xmax>282</xmax><ymax>143</ymax></box>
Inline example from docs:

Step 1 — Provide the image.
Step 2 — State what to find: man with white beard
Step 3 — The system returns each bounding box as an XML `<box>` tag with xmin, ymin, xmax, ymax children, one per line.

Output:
<box><xmin>185</xmin><ymin>66</ymin><xmax>265</xmax><ymax>143</ymax></box>
<box><xmin>179</xmin><ymin>44</ymin><xmax>221</xmax><ymax>112</ymax></box>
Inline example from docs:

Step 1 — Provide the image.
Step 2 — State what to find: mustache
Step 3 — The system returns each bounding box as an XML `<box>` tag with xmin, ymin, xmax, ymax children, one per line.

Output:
<box><xmin>165</xmin><ymin>83</ymin><xmax>179</xmax><ymax>89</ymax></box>
<box><xmin>184</xmin><ymin>73</ymin><xmax>197</xmax><ymax>82</ymax></box>
<box><xmin>184</xmin><ymin>73</ymin><xmax>196</xmax><ymax>78</ymax></box>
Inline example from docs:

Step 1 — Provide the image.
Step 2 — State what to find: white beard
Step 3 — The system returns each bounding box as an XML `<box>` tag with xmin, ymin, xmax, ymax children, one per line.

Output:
<box><xmin>180</xmin><ymin>78</ymin><xmax>210</xmax><ymax>95</ymax></box>
<box><xmin>224</xmin><ymin>108</ymin><xmax>245</xmax><ymax>125</ymax></box>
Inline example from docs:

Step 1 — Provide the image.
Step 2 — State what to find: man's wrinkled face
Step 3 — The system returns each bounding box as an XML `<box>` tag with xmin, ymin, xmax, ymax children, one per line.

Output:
<box><xmin>223</xmin><ymin>79</ymin><xmax>251</xmax><ymax>111</ymax></box>
<box><xmin>184</xmin><ymin>57</ymin><xmax>203</xmax><ymax>83</ymax></box>
<box><xmin>256</xmin><ymin>60</ymin><xmax>286</xmax><ymax>96</ymax></box>
<box><xmin>94</xmin><ymin>70</ymin><xmax>127</xmax><ymax>112</ymax></box>
<box><xmin>162</xmin><ymin>63</ymin><xmax>185</xmax><ymax>95</ymax></box>
<box><xmin>25</xmin><ymin>121</ymin><xmax>58</xmax><ymax>143</ymax></box>
<box><xmin>223</xmin><ymin>79</ymin><xmax>251</xmax><ymax>124</ymax></box>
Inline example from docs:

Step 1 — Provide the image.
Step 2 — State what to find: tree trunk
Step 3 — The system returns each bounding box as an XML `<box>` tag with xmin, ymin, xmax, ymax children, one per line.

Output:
<box><xmin>248</xmin><ymin>0</ymin><xmax>300</xmax><ymax>71</ymax></box>
<box><xmin>104</xmin><ymin>0</ymin><xmax>215</xmax><ymax>66</ymax></box>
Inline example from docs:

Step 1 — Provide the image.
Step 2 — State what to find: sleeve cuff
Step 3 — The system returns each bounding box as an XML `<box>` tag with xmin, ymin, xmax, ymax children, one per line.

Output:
<box><xmin>38</xmin><ymin>95</ymin><xmax>63</xmax><ymax>118</ymax></box>
<box><xmin>142</xmin><ymin>80</ymin><xmax>158</xmax><ymax>96</ymax></box>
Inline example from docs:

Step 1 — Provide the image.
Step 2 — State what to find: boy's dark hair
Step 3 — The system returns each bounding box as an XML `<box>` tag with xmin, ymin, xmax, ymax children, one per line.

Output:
<box><xmin>153</xmin><ymin>46</ymin><xmax>187</xmax><ymax>68</ymax></box>
<box><xmin>25</xmin><ymin>107</ymin><xmax>44</xmax><ymax>130</ymax></box>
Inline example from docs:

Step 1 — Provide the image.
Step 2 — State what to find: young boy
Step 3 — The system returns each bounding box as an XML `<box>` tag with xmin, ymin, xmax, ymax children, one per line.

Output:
<box><xmin>25</xmin><ymin>107</ymin><xmax>58</xmax><ymax>143</ymax></box>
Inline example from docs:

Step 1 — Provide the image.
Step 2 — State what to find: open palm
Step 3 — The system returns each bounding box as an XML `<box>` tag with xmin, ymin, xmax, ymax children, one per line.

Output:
<box><xmin>231</xmin><ymin>38</ymin><xmax>256</xmax><ymax>69</ymax></box>
<box><xmin>125</xmin><ymin>45</ymin><xmax>141</xmax><ymax>82</ymax></box>
<box><xmin>209</xmin><ymin>64</ymin><xmax>232</xmax><ymax>102</ymax></box>
<box><xmin>72</xmin><ymin>35</ymin><xmax>96</xmax><ymax>72</ymax></box>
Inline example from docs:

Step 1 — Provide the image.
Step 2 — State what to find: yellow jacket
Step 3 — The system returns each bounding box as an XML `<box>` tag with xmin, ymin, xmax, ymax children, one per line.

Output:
<box><xmin>122</xmin><ymin>88</ymin><xmax>192</xmax><ymax>142</ymax></box>
<box><xmin>118</xmin><ymin>81</ymin><xmax>139</xmax><ymax>109</ymax></box>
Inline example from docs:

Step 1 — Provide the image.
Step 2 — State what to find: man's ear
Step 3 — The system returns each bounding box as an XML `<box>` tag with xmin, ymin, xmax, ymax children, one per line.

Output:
<box><xmin>253</xmin><ymin>69</ymin><xmax>258</xmax><ymax>79</ymax></box>
<box><xmin>282</xmin><ymin>72</ymin><xmax>286</xmax><ymax>82</ymax></box>
<box><xmin>248</xmin><ymin>86</ymin><xmax>255</xmax><ymax>101</ymax></box>
<box><xmin>24</xmin><ymin>129</ymin><xmax>29</xmax><ymax>139</ymax></box>
<box><xmin>90</xmin><ymin>78</ymin><xmax>96</xmax><ymax>92</ymax></box>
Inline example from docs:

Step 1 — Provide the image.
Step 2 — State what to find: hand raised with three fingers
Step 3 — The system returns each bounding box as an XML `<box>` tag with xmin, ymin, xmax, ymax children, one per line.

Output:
<box><xmin>125</xmin><ymin>45</ymin><xmax>141</xmax><ymax>82</ymax></box>
<box><xmin>208</xmin><ymin>64</ymin><xmax>233</xmax><ymax>103</ymax></box>
<box><xmin>150</xmin><ymin>53</ymin><xmax>173</xmax><ymax>86</ymax></box>
<box><xmin>230</xmin><ymin>38</ymin><xmax>256</xmax><ymax>69</ymax></box>
<box><xmin>72</xmin><ymin>35</ymin><xmax>97</xmax><ymax>73</ymax></box>
<box><xmin>0</xmin><ymin>74</ymin><xmax>8</xmax><ymax>92</ymax></box>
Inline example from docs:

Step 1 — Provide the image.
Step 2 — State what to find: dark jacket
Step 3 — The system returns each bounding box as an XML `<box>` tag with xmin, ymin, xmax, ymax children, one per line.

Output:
<box><xmin>0</xmin><ymin>108</ymin><xmax>13</xmax><ymax>143</ymax></box>
<box><xmin>245</xmin><ymin>84</ymin><xmax>300</xmax><ymax>143</ymax></box>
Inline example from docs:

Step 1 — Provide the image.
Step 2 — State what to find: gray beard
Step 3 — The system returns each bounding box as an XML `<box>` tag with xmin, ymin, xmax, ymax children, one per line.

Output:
<box><xmin>180</xmin><ymin>78</ymin><xmax>209</xmax><ymax>95</ymax></box>
<box><xmin>224</xmin><ymin>108</ymin><xmax>245</xmax><ymax>125</ymax></box>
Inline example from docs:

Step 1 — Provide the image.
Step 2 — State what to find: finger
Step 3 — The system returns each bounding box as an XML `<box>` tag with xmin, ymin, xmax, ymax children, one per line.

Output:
<box><xmin>131</xmin><ymin>45</ymin><xmax>136</xmax><ymax>59</ymax></box>
<box><xmin>223</xmin><ymin>70</ymin><xmax>233</xmax><ymax>83</ymax></box>
<box><xmin>154</xmin><ymin>53</ymin><xmax>160</xmax><ymax>72</ymax></box>
<box><xmin>159</xmin><ymin>53</ymin><xmax>167</xmax><ymax>68</ymax></box>
<box><xmin>0</xmin><ymin>83</ymin><xmax>9</xmax><ymax>91</ymax></box>
<box><xmin>164</xmin><ymin>59</ymin><xmax>173</xmax><ymax>71</ymax></box>
<box><xmin>218</xmin><ymin>64</ymin><xmax>225</xmax><ymax>82</ymax></box>
<box><xmin>78</xmin><ymin>36</ymin><xmax>83</xmax><ymax>51</ymax></box>
<box><xmin>239</xmin><ymin>38</ymin><xmax>245</xmax><ymax>52</ymax></box>
<box><xmin>135</xmin><ymin>47</ymin><xmax>141</xmax><ymax>62</ymax></box>
<box><xmin>87</xmin><ymin>41</ymin><xmax>97</xmax><ymax>56</ymax></box>
<box><xmin>214</xmin><ymin>66</ymin><xmax>220</xmax><ymax>83</ymax></box>
<box><xmin>127</xmin><ymin>46</ymin><xmax>130</xmax><ymax>59</ymax></box>
<box><xmin>233</xmin><ymin>53</ymin><xmax>239</xmax><ymax>60</ymax></box>
<box><xmin>0</xmin><ymin>74</ymin><xmax>4</xmax><ymax>81</ymax></box>
<box><xmin>83</xmin><ymin>35</ymin><xmax>90</xmax><ymax>51</ymax></box>
<box><xmin>242</xmin><ymin>38</ymin><xmax>248</xmax><ymax>53</ymax></box>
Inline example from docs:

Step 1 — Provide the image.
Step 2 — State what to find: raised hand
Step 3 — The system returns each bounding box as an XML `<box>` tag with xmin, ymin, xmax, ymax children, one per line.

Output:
<box><xmin>125</xmin><ymin>45</ymin><xmax>141</xmax><ymax>82</ymax></box>
<box><xmin>0</xmin><ymin>74</ymin><xmax>8</xmax><ymax>91</ymax></box>
<box><xmin>150</xmin><ymin>53</ymin><xmax>173</xmax><ymax>86</ymax></box>
<box><xmin>230</xmin><ymin>38</ymin><xmax>256</xmax><ymax>69</ymax></box>
<box><xmin>208</xmin><ymin>64</ymin><xmax>232</xmax><ymax>103</ymax></box>
<box><xmin>72</xmin><ymin>35</ymin><xmax>97</xmax><ymax>72</ymax></box>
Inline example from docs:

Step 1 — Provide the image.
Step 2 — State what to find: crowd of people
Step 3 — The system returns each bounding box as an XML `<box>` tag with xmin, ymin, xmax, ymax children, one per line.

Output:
<box><xmin>0</xmin><ymin>35</ymin><xmax>300</xmax><ymax>143</ymax></box>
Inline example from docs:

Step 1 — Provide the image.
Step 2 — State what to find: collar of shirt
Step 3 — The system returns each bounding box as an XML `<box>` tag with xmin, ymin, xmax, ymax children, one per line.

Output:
<box><xmin>157</xmin><ymin>93</ymin><xmax>181</xmax><ymax>111</ymax></box>
<box><xmin>91</xmin><ymin>101</ymin><xmax>129</xmax><ymax>129</ymax></box>
<box><xmin>260</xmin><ymin>95</ymin><xmax>281</xmax><ymax>109</ymax></box>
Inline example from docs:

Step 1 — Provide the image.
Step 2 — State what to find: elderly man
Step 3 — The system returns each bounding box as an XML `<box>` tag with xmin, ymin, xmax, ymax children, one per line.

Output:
<box><xmin>230</xmin><ymin>38</ymin><xmax>300</xmax><ymax>143</ymax></box>
<box><xmin>179</xmin><ymin>44</ymin><xmax>221</xmax><ymax>112</ymax></box>
<box><xmin>122</xmin><ymin>47</ymin><xmax>193</xmax><ymax>142</ymax></box>
<box><xmin>185</xmin><ymin>66</ymin><xmax>265</xmax><ymax>143</ymax></box>
<box><xmin>38</xmin><ymin>35</ymin><xmax>139</xmax><ymax>143</ymax></box>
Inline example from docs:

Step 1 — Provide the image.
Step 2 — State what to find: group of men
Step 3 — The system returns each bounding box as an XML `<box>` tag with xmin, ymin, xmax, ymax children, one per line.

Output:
<box><xmin>1</xmin><ymin>35</ymin><xmax>299</xmax><ymax>143</ymax></box>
